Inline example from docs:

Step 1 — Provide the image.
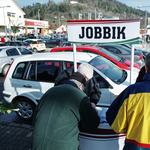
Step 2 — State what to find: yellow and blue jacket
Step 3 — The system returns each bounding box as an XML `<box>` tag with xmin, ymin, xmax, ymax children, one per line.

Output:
<box><xmin>106</xmin><ymin>71</ymin><xmax>150</xmax><ymax>150</ymax></box>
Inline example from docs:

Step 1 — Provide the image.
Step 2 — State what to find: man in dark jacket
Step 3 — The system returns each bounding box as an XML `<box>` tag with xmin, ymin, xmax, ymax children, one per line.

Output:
<box><xmin>31</xmin><ymin>63</ymin><xmax>100</xmax><ymax>150</ymax></box>
<box><xmin>55</xmin><ymin>65</ymin><xmax>101</xmax><ymax>104</ymax></box>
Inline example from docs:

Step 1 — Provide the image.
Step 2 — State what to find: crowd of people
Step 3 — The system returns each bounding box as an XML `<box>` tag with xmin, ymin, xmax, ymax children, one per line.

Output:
<box><xmin>31</xmin><ymin>51</ymin><xmax>150</xmax><ymax>150</ymax></box>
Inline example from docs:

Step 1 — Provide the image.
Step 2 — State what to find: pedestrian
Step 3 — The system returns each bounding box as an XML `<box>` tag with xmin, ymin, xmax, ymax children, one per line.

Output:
<box><xmin>1</xmin><ymin>36</ymin><xmax>5</xmax><ymax>42</ymax></box>
<box><xmin>135</xmin><ymin>65</ymin><xmax>145</xmax><ymax>83</ymax></box>
<box><xmin>31</xmin><ymin>63</ymin><xmax>100</xmax><ymax>150</ymax></box>
<box><xmin>106</xmin><ymin>52</ymin><xmax>150</xmax><ymax>150</ymax></box>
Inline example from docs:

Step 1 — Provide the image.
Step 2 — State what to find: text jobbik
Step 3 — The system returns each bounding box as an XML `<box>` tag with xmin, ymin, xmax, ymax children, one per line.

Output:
<box><xmin>79</xmin><ymin>26</ymin><xmax>126</xmax><ymax>39</ymax></box>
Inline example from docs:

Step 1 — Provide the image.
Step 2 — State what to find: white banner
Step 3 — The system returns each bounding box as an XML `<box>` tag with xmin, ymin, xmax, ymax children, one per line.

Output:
<box><xmin>99</xmin><ymin>13</ymin><xmax>103</xmax><ymax>20</ymax></box>
<box><xmin>67</xmin><ymin>20</ymin><xmax>140</xmax><ymax>44</ymax></box>
<box><xmin>79</xmin><ymin>13</ymin><xmax>82</xmax><ymax>20</ymax></box>
<box><xmin>88</xmin><ymin>13</ymin><xmax>91</xmax><ymax>20</ymax></box>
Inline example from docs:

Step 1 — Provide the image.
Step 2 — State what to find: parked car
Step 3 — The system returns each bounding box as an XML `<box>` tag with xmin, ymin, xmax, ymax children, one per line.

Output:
<box><xmin>120</xmin><ymin>44</ymin><xmax>148</xmax><ymax>60</ymax></box>
<box><xmin>95</xmin><ymin>44</ymin><xmax>145</xmax><ymax>68</ymax></box>
<box><xmin>0</xmin><ymin>42</ymin><xmax>9</xmax><ymax>46</ymax></box>
<box><xmin>5</xmin><ymin>41</ymin><xmax>32</xmax><ymax>50</ymax></box>
<box><xmin>0</xmin><ymin>46</ymin><xmax>34</xmax><ymax>76</ymax></box>
<box><xmin>45</xmin><ymin>38</ymin><xmax>67</xmax><ymax>48</ymax></box>
<box><xmin>16</xmin><ymin>37</ymin><xmax>28</xmax><ymax>41</ymax></box>
<box><xmin>51</xmin><ymin>45</ymin><xmax>141</xmax><ymax>70</ymax></box>
<box><xmin>3</xmin><ymin>52</ymin><xmax>139</xmax><ymax>120</ymax></box>
<box><xmin>24</xmin><ymin>39</ymin><xmax>46</xmax><ymax>52</ymax></box>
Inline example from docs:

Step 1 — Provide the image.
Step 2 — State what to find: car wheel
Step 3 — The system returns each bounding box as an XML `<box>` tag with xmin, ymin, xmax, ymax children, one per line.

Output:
<box><xmin>16</xmin><ymin>98</ymin><xmax>36</xmax><ymax>120</ymax></box>
<box><xmin>2</xmin><ymin>64</ymin><xmax>10</xmax><ymax>76</ymax></box>
<box><xmin>33</xmin><ymin>48</ymin><xmax>37</xmax><ymax>52</ymax></box>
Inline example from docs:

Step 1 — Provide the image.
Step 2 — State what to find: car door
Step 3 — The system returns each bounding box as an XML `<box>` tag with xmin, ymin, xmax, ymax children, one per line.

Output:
<box><xmin>13</xmin><ymin>60</ymin><xmax>62</xmax><ymax>104</ymax></box>
<box><xmin>6</xmin><ymin>48</ymin><xmax>20</xmax><ymax>61</ymax></box>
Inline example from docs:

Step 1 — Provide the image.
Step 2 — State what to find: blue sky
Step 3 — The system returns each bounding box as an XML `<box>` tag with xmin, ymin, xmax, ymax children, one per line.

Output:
<box><xmin>15</xmin><ymin>0</ymin><xmax>150</xmax><ymax>13</ymax></box>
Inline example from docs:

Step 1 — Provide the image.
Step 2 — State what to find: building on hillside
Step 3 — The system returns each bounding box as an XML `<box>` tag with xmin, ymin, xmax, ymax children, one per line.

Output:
<box><xmin>55</xmin><ymin>25</ymin><xmax>67</xmax><ymax>34</ymax></box>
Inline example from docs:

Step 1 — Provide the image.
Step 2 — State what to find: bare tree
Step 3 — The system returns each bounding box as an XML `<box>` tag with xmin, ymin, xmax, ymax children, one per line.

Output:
<box><xmin>10</xmin><ymin>18</ymin><xmax>23</xmax><ymax>40</ymax></box>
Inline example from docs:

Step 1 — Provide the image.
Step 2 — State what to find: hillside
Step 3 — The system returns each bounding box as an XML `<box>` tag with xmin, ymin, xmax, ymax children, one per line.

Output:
<box><xmin>22</xmin><ymin>0</ymin><xmax>149</xmax><ymax>30</ymax></box>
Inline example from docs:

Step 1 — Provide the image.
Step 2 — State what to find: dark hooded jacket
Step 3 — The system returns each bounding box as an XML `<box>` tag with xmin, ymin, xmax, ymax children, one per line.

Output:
<box><xmin>55</xmin><ymin>68</ymin><xmax>101</xmax><ymax>104</ymax></box>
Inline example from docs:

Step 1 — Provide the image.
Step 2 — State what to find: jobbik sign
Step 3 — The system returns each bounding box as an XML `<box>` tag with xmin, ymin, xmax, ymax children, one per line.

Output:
<box><xmin>67</xmin><ymin>20</ymin><xmax>140</xmax><ymax>44</ymax></box>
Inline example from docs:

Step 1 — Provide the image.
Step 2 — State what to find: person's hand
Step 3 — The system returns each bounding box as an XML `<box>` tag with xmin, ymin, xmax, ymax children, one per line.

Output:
<box><xmin>91</xmin><ymin>102</ymin><xmax>98</xmax><ymax>114</ymax></box>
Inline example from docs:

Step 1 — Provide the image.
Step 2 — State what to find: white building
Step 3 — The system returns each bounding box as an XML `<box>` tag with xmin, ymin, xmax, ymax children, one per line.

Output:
<box><xmin>0</xmin><ymin>0</ymin><xmax>25</xmax><ymax>37</ymax></box>
<box><xmin>0</xmin><ymin>0</ymin><xmax>49</xmax><ymax>37</ymax></box>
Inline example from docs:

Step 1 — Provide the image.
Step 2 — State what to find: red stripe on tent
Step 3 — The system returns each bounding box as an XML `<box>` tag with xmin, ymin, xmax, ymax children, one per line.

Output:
<box><xmin>126</xmin><ymin>139</ymin><xmax>150</xmax><ymax>148</ymax></box>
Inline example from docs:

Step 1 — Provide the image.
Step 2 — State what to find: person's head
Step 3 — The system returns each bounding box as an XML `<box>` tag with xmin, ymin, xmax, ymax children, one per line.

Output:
<box><xmin>77</xmin><ymin>63</ymin><xmax>93</xmax><ymax>81</ymax></box>
<box><xmin>145</xmin><ymin>52</ymin><xmax>150</xmax><ymax>73</ymax></box>
<box><xmin>70</xmin><ymin>72</ymin><xmax>86</xmax><ymax>91</ymax></box>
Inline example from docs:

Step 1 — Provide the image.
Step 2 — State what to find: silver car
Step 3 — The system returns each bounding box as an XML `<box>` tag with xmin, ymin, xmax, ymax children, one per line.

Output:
<box><xmin>0</xmin><ymin>46</ymin><xmax>34</xmax><ymax>76</ymax></box>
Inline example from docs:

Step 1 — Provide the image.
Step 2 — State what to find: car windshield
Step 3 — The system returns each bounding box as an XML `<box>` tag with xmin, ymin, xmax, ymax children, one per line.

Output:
<box><xmin>98</xmin><ymin>48</ymin><xmax>124</xmax><ymax>62</ymax></box>
<box><xmin>89</xmin><ymin>56</ymin><xmax>127</xmax><ymax>84</ymax></box>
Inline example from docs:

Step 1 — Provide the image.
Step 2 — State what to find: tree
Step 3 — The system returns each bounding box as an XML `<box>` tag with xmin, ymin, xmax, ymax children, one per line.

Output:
<box><xmin>10</xmin><ymin>18</ymin><xmax>23</xmax><ymax>40</ymax></box>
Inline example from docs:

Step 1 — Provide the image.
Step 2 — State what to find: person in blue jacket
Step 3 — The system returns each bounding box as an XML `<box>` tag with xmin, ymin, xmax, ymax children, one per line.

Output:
<box><xmin>106</xmin><ymin>52</ymin><xmax>150</xmax><ymax>150</ymax></box>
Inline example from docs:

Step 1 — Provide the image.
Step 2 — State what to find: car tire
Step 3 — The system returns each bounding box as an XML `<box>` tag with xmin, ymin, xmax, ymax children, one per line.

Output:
<box><xmin>16</xmin><ymin>98</ymin><xmax>36</xmax><ymax>121</ymax></box>
<box><xmin>33</xmin><ymin>48</ymin><xmax>37</xmax><ymax>52</ymax></box>
<box><xmin>2</xmin><ymin>64</ymin><xmax>10</xmax><ymax>76</ymax></box>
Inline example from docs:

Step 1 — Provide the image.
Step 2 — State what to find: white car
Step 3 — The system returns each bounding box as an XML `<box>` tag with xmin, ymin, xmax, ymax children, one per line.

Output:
<box><xmin>3</xmin><ymin>52</ymin><xmax>138</xmax><ymax>119</ymax></box>
<box><xmin>3</xmin><ymin>52</ymin><xmax>139</xmax><ymax>150</ymax></box>
<box><xmin>0</xmin><ymin>46</ymin><xmax>34</xmax><ymax>76</ymax></box>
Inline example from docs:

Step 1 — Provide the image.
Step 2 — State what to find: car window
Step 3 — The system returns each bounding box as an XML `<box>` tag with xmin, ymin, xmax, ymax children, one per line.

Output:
<box><xmin>37</xmin><ymin>61</ymin><xmax>60</xmax><ymax>82</ymax></box>
<box><xmin>89</xmin><ymin>56</ymin><xmax>127</xmax><ymax>84</ymax></box>
<box><xmin>6</xmin><ymin>48</ymin><xmax>20</xmax><ymax>56</ymax></box>
<box><xmin>26</xmin><ymin>61</ymin><xmax>36</xmax><ymax>80</ymax></box>
<box><xmin>18</xmin><ymin>48</ymin><xmax>32</xmax><ymax>55</ymax></box>
<box><xmin>32</xmin><ymin>41</ymin><xmax>36</xmax><ymax>44</ymax></box>
<box><xmin>93</xmin><ymin>70</ymin><xmax>110</xmax><ymax>88</ymax></box>
<box><xmin>12</xmin><ymin>62</ymin><xmax>28</xmax><ymax>79</ymax></box>
<box><xmin>38</xmin><ymin>40</ymin><xmax>44</xmax><ymax>44</ymax></box>
<box><xmin>103</xmin><ymin>46</ymin><xmax>121</xmax><ymax>54</ymax></box>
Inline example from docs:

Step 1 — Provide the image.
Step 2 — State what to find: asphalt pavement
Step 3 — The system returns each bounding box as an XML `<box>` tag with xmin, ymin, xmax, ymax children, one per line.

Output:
<box><xmin>0</xmin><ymin>122</ymin><xmax>32</xmax><ymax>150</ymax></box>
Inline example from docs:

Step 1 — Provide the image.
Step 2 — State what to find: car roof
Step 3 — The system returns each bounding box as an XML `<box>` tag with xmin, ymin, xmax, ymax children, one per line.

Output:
<box><xmin>13</xmin><ymin>52</ymin><xmax>97</xmax><ymax>63</ymax></box>
<box><xmin>51</xmin><ymin>45</ymin><xmax>100</xmax><ymax>51</ymax></box>
<box><xmin>24</xmin><ymin>39</ymin><xmax>42</xmax><ymax>41</ymax></box>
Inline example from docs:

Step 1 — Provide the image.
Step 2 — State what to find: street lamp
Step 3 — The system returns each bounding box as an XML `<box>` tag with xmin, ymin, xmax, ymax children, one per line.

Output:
<box><xmin>137</xmin><ymin>5</ymin><xmax>150</xmax><ymax>49</ymax></box>
<box><xmin>95</xmin><ymin>8</ymin><xmax>96</xmax><ymax>20</ymax></box>
<box><xmin>0</xmin><ymin>5</ymin><xmax>11</xmax><ymax>40</ymax></box>
<box><xmin>124</xmin><ymin>12</ymin><xmax>126</xmax><ymax>19</ymax></box>
<box><xmin>54</xmin><ymin>16</ymin><xmax>64</xmax><ymax>37</ymax></box>
<box><xmin>38</xmin><ymin>9</ymin><xmax>40</xmax><ymax>20</ymax></box>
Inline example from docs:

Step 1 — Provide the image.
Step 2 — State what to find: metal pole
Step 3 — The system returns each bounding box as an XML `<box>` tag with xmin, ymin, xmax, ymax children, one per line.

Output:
<box><xmin>73</xmin><ymin>44</ymin><xmax>77</xmax><ymax>72</ymax></box>
<box><xmin>38</xmin><ymin>9</ymin><xmax>40</xmax><ymax>20</ymax></box>
<box><xmin>95</xmin><ymin>8</ymin><xmax>96</xmax><ymax>20</ymax></box>
<box><xmin>59</xmin><ymin>17</ymin><xmax>60</xmax><ymax>38</ymax></box>
<box><xmin>145</xmin><ymin>7</ymin><xmax>147</xmax><ymax>49</ymax></box>
<box><xmin>3</xmin><ymin>7</ymin><xmax>7</xmax><ymax>40</ymax></box>
<box><xmin>130</xmin><ymin>45</ymin><xmax>134</xmax><ymax>85</ymax></box>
